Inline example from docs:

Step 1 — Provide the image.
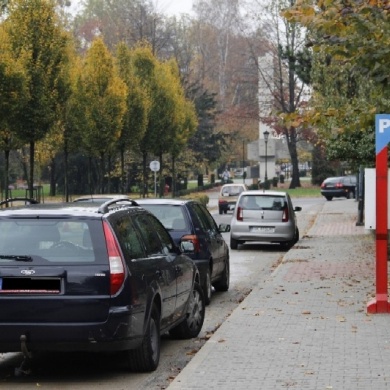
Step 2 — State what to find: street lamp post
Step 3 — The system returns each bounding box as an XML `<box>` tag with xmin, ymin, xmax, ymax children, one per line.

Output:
<box><xmin>242</xmin><ymin>140</ymin><xmax>245</xmax><ymax>184</ymax></box>
<box><xmin>263</xmin><ymin>130</ymin><xmax>269</xmax><ymax>182</ymax></box>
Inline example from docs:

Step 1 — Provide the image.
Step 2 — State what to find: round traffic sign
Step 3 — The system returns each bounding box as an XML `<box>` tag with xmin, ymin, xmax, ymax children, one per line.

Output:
<box><xmin>149</xmin><ymin>160</ymin><xmax>160</xmax><ymax>172</ymax></box>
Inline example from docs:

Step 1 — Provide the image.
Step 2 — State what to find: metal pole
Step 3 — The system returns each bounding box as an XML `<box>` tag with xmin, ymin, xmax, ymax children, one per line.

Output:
<box><xmin>242</xmin><ymin>140</ymin><xmax>245</xmax><ymax>184</ymax></box>
<box><xmin>265</xmin><ymin>141</ymin><xmax>268</xmax><ymax>181</ymax></box>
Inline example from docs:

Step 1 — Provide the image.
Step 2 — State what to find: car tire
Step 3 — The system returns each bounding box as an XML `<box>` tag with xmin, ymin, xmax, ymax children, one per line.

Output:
<box><xmin>203</xmin><ymin>267</ymin><xmax>212</xmax><ymax>305</ymax></box>
<box><xmin>169</xmin><ymin>282</ymin><xmax>205</xmax><ymax>339</ymax></box>
<box><xmin>213</xmin><ymin>258</ymin><xmax>230</xmax><ymax>292</ymax></box>
<box><xmin>127</xmin><ymin>304</ymin><xmax>160</xmax><ymax>372</ymax></box>
<box><xmin>325</xmin><ymin>196</ymin><xmax>333</xmax><ymax>201</ymax></box>
<box><xmin>219</xmin><ymin>207</ymin><xmax>223</xmax><ymax>215</ymax></box>
<box><xmin>223</xmin><ymin>209</ymin><xmax>227</xmax><ymax>214</ymax></box>
<box><xmin>294</xmin><ymin>228</ymin><xmax>300</xmax><ymax>244</ymax></box>
<box><xmin>230</xmin><ymin>237</ymin><xmax>238</xmax><ymax>250</ymax></box>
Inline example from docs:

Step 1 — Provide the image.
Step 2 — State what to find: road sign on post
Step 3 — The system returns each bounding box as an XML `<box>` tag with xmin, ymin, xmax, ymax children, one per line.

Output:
<box><xmin>367</xmin><ymin>115</ymin><xmax>390</xmax><ymax>313</ymax></box>
<box><xmin>149</xmin><ymin>161</ymin><xmax>160</xmax><ymax>197</ymax></box>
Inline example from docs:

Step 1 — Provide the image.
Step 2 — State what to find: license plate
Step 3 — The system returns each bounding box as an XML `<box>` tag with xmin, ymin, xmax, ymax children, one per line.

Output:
<box><xmin>251</xmin><ymin>227</ymin><xmax>275</xmax><ymax>233</ymax></box>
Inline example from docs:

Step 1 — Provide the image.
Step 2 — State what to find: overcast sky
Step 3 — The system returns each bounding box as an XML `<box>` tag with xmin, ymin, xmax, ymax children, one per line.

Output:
<box><xmin>70</xmin><ymin>0</ymin><xmax>194</xmax><ymax>17</ymax></box>
<box><xmin>156</xmin><ymin>0</ymin><xmax>194</xmax><ymax>16</ymax></box>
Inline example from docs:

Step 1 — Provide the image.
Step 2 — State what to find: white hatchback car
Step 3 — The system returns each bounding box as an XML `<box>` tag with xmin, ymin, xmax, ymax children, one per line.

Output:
<box><xmin>230</xmin><ymin>190</ymin><xmax>301</xmax><ymax>250</ymax></box>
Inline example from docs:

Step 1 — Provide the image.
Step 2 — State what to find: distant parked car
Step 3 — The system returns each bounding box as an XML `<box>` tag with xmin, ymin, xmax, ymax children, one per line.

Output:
<box><xmin>137</xmin><ymin>198</ymin><xmax>230</xmax><ymax>305</ymax></box>
<box><xmin>230</xmin><ymin>190</ymin><xmax>301</xmax><ymax>250</ymax></box>
<box><xmin>320</xmin><ymin>176</ymin><xmax>356</xmax><ymax>201</ymax></box>
<box><xmin>218</xmin><ymin>183</ymin><xmax>248</xmax><ymax>214</ymax></box>
<box><xmin>0</xmin><ymin>198</ymin><xmax>205</xmax><ymax>373</ymax></box>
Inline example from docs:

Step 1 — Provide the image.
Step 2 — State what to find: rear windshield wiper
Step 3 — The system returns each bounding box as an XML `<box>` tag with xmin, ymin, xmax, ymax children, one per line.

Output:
<box><xmin>0</xmin><ymin>255</ymin><xmax>33</xmax><ymax>262</ymax></box>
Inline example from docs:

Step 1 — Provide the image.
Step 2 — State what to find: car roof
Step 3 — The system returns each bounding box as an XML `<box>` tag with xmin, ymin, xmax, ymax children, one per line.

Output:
<box><xmin>136</xmin><ymin>198</ymin><xmax>194</xmax><ymax>206</ymax></box>
<box><xmin>239</xmin><ymin>190</ymin><xmax>288</xmax><ymax>197</ymax></box>
<box><xmin>221</xmin><ymin>183</ymin><xmax>247</xmax><ymax>188</ymax></box>
<box><xmin>0</xmin><ymin>199</ymin><xmax>141</xmax><ymax>217</ymax></box>
<box><xmin>73</xmin><ymin>194</ymin><xmax>131</xmax><ymax>202</ymax></box>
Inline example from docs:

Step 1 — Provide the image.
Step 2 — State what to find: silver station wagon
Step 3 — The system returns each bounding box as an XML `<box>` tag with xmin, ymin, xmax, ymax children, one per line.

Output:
<box><xmin>230</xmin><ymin>190</ymin><xmax>301</xmax><ymax>250</ymax></box>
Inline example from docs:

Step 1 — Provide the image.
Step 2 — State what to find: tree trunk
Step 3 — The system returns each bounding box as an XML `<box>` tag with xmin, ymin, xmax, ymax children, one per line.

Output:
<box><xmin>50</xmin><ymin>157</ymin><xmax>56</xmax><ymax>196</ymax></box>
<box><xmin>142</xmin><ymin>151</ymin><xmax>148</xmax><ymax>198</ymax></box>
<box><xmin>158</xmin><ymin>152</ymin><xmax>163</xmax><ymax>198</ymax></box>
<box><xmin>29</xmin><ymin>141</ymin><xmax>35</xmax><ymax>199</ymax></box>
<box><xmin>4</xmin><ymin>149</ymin><xmax>10</xmax><ymax>201</ymax></box>
<box><xmin>286</xmin><ymin>127</ymin><xmax>301</xmax><ymax>189</ymax></box>
<box><xmin>120</xmin><ymin>148</ymin><xmax>125</xmax><ymax>194</ymax></box>
<box><xmin>171</xmin><ymin>154</ymin><xmax>176</xmax><ymax>197</ymax></box>
<box><xmin>64</xmin><ymin>142</ymin><xmax>69</xmax><ymax>202</ymax></box>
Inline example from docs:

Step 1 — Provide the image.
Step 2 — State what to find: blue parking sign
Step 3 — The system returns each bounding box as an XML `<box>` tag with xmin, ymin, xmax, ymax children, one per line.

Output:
<box><xmin>376</xmin><ymin>114</ymin><xmax>390</xmax><ymax>154</ymax></box>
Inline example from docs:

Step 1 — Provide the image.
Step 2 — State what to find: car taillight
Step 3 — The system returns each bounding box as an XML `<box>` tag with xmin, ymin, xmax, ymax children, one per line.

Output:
<box><xmin>282</xmin><ymin>207</ymin><xmax>289</xmax><ymax>222</ymax></box>
<box><xmin>181</xmin><ymin>234</ymin><xmax>201</xmax><ymax>253</ymax></box>
<box><xmin>335</xmin><ymin>183</ymin><xmax>343</xmax><ymax>188</ymax></box>
<box><xmin>103</xmin><ymin>221</ymin><xmax>125</xmax><ymax>296</ymax></box>
<box><xmin>237</xmin><ymin>206</ymin><xmax>243</xmax><ymax>221</ymax></box>
<box><xmin>320</xmin><ymin>183</ymin><xmax>325</xmax><ymax>188</ymax></box>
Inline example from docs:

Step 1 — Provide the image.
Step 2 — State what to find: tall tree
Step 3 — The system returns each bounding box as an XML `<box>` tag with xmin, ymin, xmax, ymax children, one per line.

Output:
<box><xmin>4</xmin><ymin>0</ymin><xmax>71</xmax><ymax>198</ymax></box>
<box><xmin>282</xmin><ymin>0</ymin><xmax>389</xmax><ymax>169</ymax></box>
<box><xmin>244</xmin><ymin>0</ymin><xmax>311</xmax><ymax>188</ymax></box>
<box><xmin>116</xmin><ymin>42</ymin><xmax>150</xmax><ymax>193</ymax></box>
<box><xmin>0</xmin><ymin>24</ymin><xmax>27</xmax><ymax>199</ymax></box>
<box><xmin>76</xmin><ymin>37</ymin><xmax>127</xmax><ymax>193</ymax></box>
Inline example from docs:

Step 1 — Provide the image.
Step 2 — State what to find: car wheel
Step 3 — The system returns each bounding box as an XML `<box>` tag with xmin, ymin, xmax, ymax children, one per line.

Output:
<box><xmin>203</xmin><ymin>267</ymin><xmax>212</xmax><ymax>306</ymax></box>
<box><xmin>219</xmin><ymin>207</ymin><xmax>223</xmax><ymax>215</ymax></box>
<box><xmin>169</xmin><ymin>282</ymin><xmax>205</xmax><ymax>339</ymax></box>
<box><xmin>230</xmin><ymin>237</ymin><xmax>238</xmax><ymax>250</ymax></box>
<box><xmin>294</xmin><ymin>228</ymin><xmax>300</xmax><ymax>244</ymax></box>
<box><xmin>213</xmin><ymin>258</ymin><xmax>230</xmax><ymax>292</ymax></box>
<box><xmin>127</xmin><ymin>304</ymin><xmax>160</xmax><ymax>372</ymax></box>
<box><xmin>223</xmin><ymin>209</ymin><xmax>227</xmax><ymax>214</ymax></box>
<box><xmin>325</xmin><ymin>196</ymin><xmax>333</xmax><ymax>201</ymax></box>
<box><xmin>348</xmin><ymin>191</ymin><xmax>354</xmax><ymax>199</ymax></box>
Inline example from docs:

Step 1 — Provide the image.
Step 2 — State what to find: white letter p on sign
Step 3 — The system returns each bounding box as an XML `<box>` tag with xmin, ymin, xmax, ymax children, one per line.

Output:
<box><xmin>379</xmin><ymin>119</ymin><xmax>390</xmax><ymax>133</ymax></box>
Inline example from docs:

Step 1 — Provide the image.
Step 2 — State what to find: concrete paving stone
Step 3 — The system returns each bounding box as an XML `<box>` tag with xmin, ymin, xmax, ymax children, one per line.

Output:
<box><xmin>168</xmin><ymin>199</ymin><xmax>390</xmax><ymax>390</ymax></box>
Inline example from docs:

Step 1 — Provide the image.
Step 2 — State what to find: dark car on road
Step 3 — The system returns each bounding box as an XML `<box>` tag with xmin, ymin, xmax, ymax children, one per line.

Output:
<box><xmin>137</xmin><ymin>199</ymin><xmax>230</xmax><ymax>305</ymax></box>
<box><xmin>0</xmin><ymin>198</ymin><xmax>205</xmax><ymax>373</ymax></box>
<box><xmin>320</xmin><ymin>176</ymin><xmax>356</xmax><ymax>201</ymax></box>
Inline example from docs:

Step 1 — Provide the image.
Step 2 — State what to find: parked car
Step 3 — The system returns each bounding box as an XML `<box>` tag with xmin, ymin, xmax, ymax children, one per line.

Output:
<box><xmin>218</xmin><ymin>183</ymin><xmax>248</xmax><ymax>214</ymax></box>
<box><xmin>320</xmin><ymin>176</ymin><xmax>356</xmax><ymax>201</ymax></box>
<box><xmin>137</xmin><ymin>198</ymin><xmax>230</xmax><ymax>305</ymax></box>
<box><xmin>230</xmin><ymin>190</ymin><xmax>301</xmax><ymax>250</ymax></box>
<box><xmin>0</xmin><ymin>198</ymin><xmax>205</xmax><ymax>373</ymax></box>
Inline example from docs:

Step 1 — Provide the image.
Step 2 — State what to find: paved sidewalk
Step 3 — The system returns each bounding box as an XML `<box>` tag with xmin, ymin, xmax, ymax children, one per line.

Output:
<box><xmin>168</xmin><ymin>199</ymin><xmax>390</xmax><ymax>390</ymax></box>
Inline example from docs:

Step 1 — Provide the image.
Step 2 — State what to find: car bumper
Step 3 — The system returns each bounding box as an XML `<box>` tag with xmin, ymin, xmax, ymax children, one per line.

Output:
<box><xmin>321</xmin><ymin>189</ymin><xmax>351</xmax><ymax>197</ymax></box>
<box><xmin>0</xmin><ymin>306</ymin><xmax>143</xmax><ymax>353</ymax></box>
<box><xmin>231</xmin><ymin>226</ymin><xmax>294</xmax><ymax>243</ymax></box>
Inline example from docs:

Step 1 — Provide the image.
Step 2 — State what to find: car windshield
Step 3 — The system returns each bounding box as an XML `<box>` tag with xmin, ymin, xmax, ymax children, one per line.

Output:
<box><xmin>139</xmin><ymin>204</ymin><xmax>187</xmax><ymax>231</ymax></box>
<box><xmin>0</xmin><ymin>219</ymin><xmax>105</xmax><ymax>264</ymax></box>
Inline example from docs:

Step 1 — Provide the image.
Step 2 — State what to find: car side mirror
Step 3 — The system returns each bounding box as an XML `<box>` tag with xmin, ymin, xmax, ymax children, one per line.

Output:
<box><xmin>180</xmin><ymin>241</ymin><xmax>195</xmax><ymax>253</ymax></box>
<box><xmin>219</xmin><ymin>223</ymin><xmax>231</xmax><ymax>233</ymax></box>
<box><xmin>294</xmin><ymin>206</ymin><xmax>302</xmax><ymax>212</ymax></box>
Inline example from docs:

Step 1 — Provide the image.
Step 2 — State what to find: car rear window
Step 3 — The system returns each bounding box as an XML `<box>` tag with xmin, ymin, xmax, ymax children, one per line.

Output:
<box><xmin>239</xmin><ymin>195</ymin><xmax>286</xmax><ymax>210</ymax></box>
<box><xmin>139</xmin><ymin>204</ymin><xmax>188</xmax><ymax>231</ymax></box>
<box><xmin>0</xmin><ymin>219</ymin><xmax>106</xmax><ymax>264</ymax></box>
<box><xmin>221</xmin><ymin>186</ymin><xmax>245</xmax><ymax>196</ymax></box>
